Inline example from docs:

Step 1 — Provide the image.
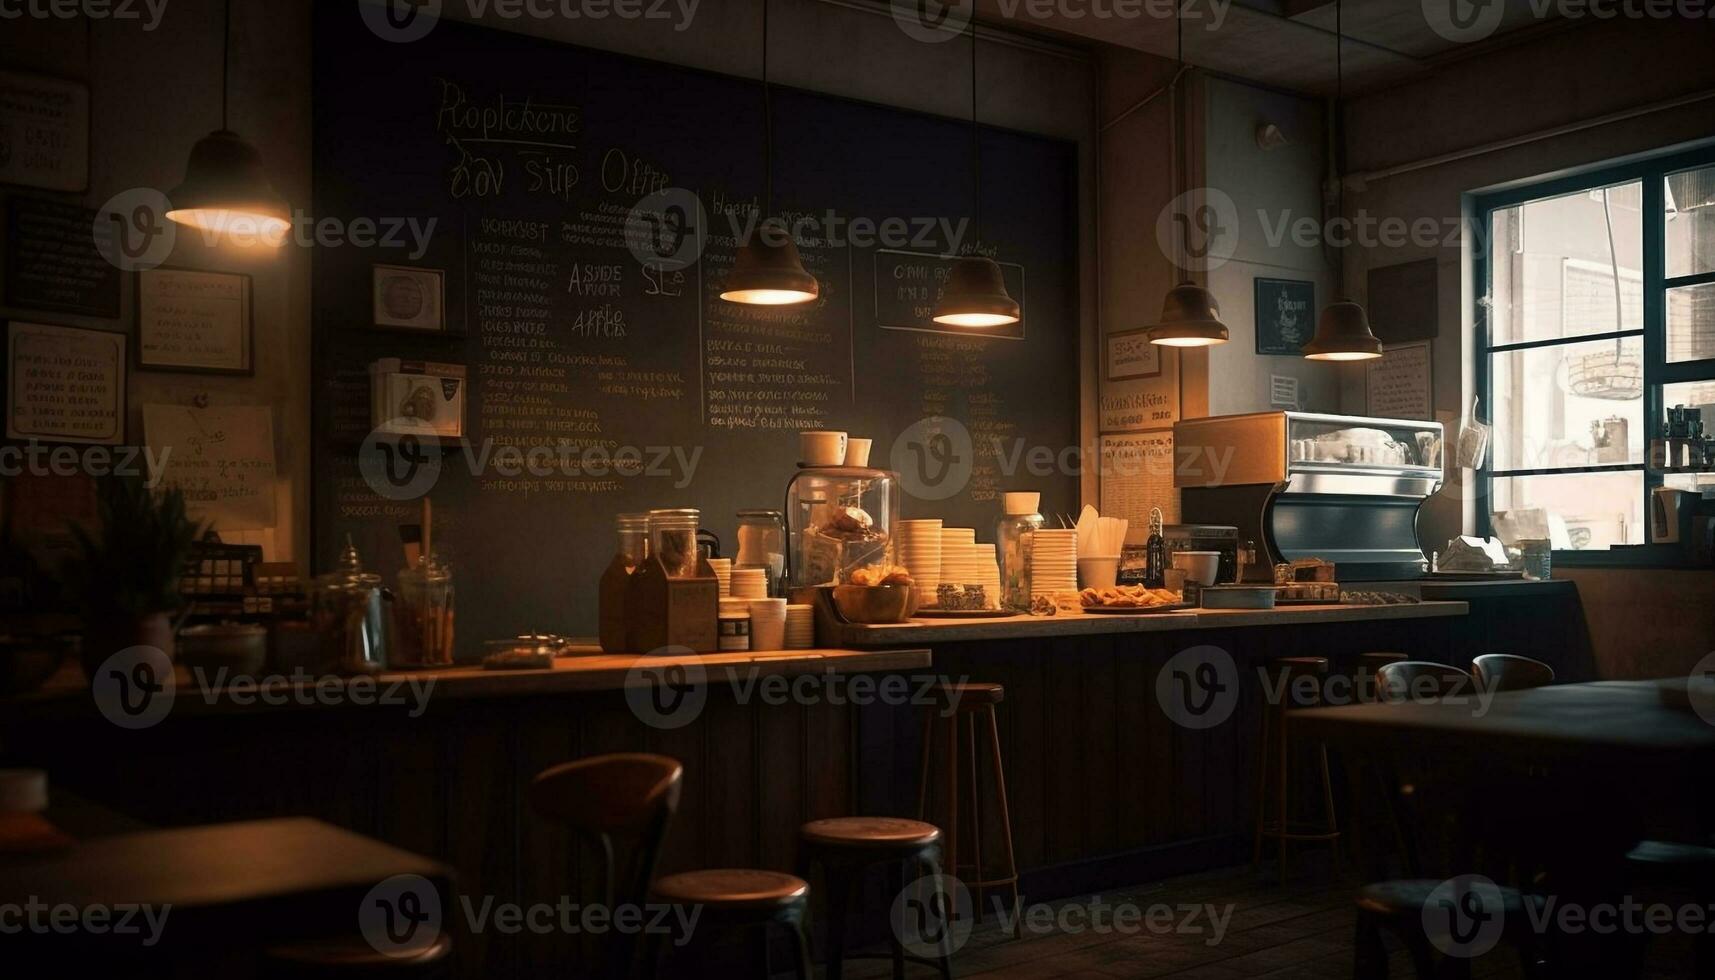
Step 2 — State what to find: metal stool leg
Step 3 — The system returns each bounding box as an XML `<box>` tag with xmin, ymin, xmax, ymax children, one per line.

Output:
<box><xmin>982</xmin><ymin>704</ymin><xmax>1021</xmax><ymax>938</ymax></box>
<box><xmin>963</xmin><ymin>711</ymin><xmax>985</xmax><ymax>916</ymax></box>
<box><xmin>922</xmin><ymin>849</ymin><xmax>956</xmax><ymax>980</ymax></box>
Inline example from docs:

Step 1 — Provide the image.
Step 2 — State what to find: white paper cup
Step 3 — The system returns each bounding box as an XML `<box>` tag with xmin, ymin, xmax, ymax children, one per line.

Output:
<box><xmin>843</xmin><ymin>437</ymin><xmax>873</xmax><ymax>467</ymax></box>
<box><xmin>799</xmin><ymin>430</ymin><xmax>848</xmax><ymax>467</ymax></box>
<box><xmin>748</xmin><ymin>598</ymin><xmax>788</xmax><ymax>650</ymax></box>
<box><xmin>1077</xmin><ymin>556</ymin><xmax>1120</xmax><ymax>589</ymax></box>
<box><xmin>1172</xmin><ymin>550</ymin><xmax>1222</xmax><ymax>586</ymax></box>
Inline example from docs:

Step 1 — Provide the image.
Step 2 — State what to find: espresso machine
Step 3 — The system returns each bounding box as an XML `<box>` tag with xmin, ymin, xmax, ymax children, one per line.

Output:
<box><xmin>1174</xmin><ymin>412</ymin><xmax>1445</xmax><ymax>581</ymax></box>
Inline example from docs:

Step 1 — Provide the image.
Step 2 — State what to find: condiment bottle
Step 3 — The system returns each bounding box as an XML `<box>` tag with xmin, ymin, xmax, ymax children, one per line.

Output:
<box><xmin>717</xmin><ymin>597</ymin><xmax>752</xmax><ymax>652</ymax></box>
<box><xmin>599</xmin><ymin>513</ymin><xmax>649</xmax><ymax>652</ymax></box>
<box><xmin>1144</xmin><ymin>508</ymin><xmax>1167</xmax><ymax>589</ymax></box>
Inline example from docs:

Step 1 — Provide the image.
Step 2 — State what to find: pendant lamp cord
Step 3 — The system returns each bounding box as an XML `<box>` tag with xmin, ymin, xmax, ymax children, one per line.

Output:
<box><xmin>761</xmin><ymin>0</ymin><xmax>773</xmax><ymax>221</ymax></box>
<box><xmin>970</xmin><ymin>18</ymin><xmax>981</xmax><ymax>251</ymax></box>
<box><xmin>221</xmin><ymin>0</ymin><xmax>231</xmax><ymax>131</ymax></box>
<box><xmin>1173</xmin><ymin>1</ymin><xmax>1183</xmax><ymax>275</ymax></box>
<box><xmin>1334</xmin><ymin>0</ymin><xmax>1345</xmax><ymax>297</ymax></box>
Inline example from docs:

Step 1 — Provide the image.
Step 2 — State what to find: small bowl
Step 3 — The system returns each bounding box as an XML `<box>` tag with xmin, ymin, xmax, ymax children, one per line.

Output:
<box><xmin>831</xmin><ymin>584</ymin><xmax>918</xmax><ymax>624</ymax></box>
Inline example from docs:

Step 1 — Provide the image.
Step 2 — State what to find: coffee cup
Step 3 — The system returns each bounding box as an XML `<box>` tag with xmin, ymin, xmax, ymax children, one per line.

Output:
<box><xmin>800</xmin><ymin>430</ymin><xmax>848</xmax><ymax>467</ymax></box>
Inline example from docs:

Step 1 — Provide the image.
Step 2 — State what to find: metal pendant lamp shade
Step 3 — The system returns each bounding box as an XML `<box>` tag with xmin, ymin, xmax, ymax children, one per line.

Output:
<box><xmin>720</xmin><ymin>220</ymin><xmax>820</xmax><ymax>305</ymax></box>
<box><xmin>166</xmin><ymin>129</ymin><xmax>290</xmax><ymax>239</ymax></box>
<box><xmin>1148</xmin><ymin>280</ymin><xmax>1229</xmax><ymax>347</ymax></box>
<box><xmin>1302</xmin><ymin>299</ymin><xmax>1383</xmax><ymax>361</ymax></box>
<box><xmin>933</xmin><ymin>255</ymin><xmax>1020</xmax><ymax>328</ymax></box>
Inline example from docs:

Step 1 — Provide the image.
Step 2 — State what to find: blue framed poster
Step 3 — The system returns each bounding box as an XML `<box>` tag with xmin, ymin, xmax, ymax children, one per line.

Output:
<box><xmin>1254</xmin><ymin>277</ymin><xmax>1315</xmax><ymax>355</ymax></box>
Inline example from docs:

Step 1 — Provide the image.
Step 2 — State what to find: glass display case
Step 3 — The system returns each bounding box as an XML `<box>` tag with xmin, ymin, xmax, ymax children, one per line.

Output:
<box><xmin>784</xmin><ymin>467</ymin><xmax>899</xmax><ymax>588</ymax></box>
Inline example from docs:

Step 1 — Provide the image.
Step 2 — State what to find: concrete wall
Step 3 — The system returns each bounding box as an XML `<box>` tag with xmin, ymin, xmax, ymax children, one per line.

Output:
<box><xmin>0</xmin><ymin>0</ymin><xmax>1098</xmax><ymax>563</ymax></box>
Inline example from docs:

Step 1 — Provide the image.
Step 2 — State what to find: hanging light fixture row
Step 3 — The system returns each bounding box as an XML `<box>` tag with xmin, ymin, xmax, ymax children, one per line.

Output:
<box><xmin>167</xmin><ymin>0</ymin><xmax>289</xmax><ymax>241</ymax></box>
<box><xmin>720</xmin><ymin>0</ymin><xmax>819</xmax><ymax>307</ymax></box>
<box><xmin>1147</xmin><ymin>1</ymin><xmax>1228</xmax><ymax>348</ymax></box>
<box><xmin>932</xmin><ymin>16</ymin><xmax>1021</xmax><ymax>329</ymax></box>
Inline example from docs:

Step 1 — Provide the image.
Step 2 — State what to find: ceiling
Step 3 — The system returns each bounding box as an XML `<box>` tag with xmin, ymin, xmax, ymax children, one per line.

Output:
<box><xmin>965</xmin><ymin>0</ymin><xmax>1575</xmax><ymax>96</ymax></box>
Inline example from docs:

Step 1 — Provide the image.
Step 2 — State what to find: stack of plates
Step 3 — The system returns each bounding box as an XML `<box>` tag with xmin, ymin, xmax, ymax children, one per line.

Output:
<box><xmin>730</xmin><ymin>567</ymin><xmax>769</xmax><ymax>600</ymax></box>
<box><xmin>707</xmin><ymin>558</ymin><xmax>733</xmax><ymax>596</ymax></box>
<box><xmin>785</xmin><ymin>604</ymin><xmax>815</xmax><ymax>649</ymax></box>
<box><xmin>896</xmin><ymin>519</ymin><xmax>944</xmax><ymax>607</ymax></box>
<box><xmin>1029</xmin><ymin>528</ymin><xmax>1079</xmax><ymax>596</ymax></box>
<box><xmin>939</xmin><ymin>530</ymin><xmax>1001</xmax><ymax>609</ymax></box>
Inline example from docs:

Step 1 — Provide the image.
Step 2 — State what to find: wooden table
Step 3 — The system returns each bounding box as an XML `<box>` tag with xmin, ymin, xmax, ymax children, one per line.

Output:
<box><xmin>1294</xmin><ymin>679</ymin><xmax>1715</xmax><ymax>979</ymax></box>
<box><xmin>0</xmin><ymin>817</ymin><xmax>454</xmax><ymax>964</ymax></box>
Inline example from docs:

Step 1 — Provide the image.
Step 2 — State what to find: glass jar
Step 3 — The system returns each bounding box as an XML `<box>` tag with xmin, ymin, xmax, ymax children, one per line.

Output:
<box><xmin>310</xmin><ymin>536</ymin><xmax>388</xmax><ymax>674</ymax></box>
<box><xmin>394</xmin><ymin>555</ymin><xmax>454</xmax><ymax>667</ymax></box>
<box><xmin>735</xmin><ymin>509</ymin><xmax>786</xmax><ymax>596</ymax></box>
<box><xmin>784</xmin><ymin>467</ymin><xmax>899</xmax><ymax>588</ymax></box>
<box><xmin>648</xmin><ymin>508</ymin><xmax>702</xmax><ymax>578</ymax></box>
<box><xmin>616</xmin><ymin>512</ymin><xmax>650</xmax><ymax>571</ymax></box>
<box><xmin>995</xmin><ymin>496</ymin><xmax>1043</xmax><ymax>613</ymax></box>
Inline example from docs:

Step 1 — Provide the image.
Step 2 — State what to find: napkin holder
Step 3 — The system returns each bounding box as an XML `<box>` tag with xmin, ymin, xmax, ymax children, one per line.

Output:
<box><xmin>626</xmin><ymin>555</ymin><xmax>719</xmax><ymax>653</ymax></box>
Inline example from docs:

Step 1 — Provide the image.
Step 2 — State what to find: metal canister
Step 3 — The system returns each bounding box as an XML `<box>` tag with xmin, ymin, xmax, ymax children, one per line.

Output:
<box><xmin>310</xmin><ymin>536</ymin><xmax>390</xmax><ymax>675</ymax></box>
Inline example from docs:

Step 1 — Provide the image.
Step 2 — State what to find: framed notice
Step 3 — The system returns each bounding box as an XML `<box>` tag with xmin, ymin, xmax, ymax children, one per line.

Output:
<box><xmin>1098</xmin><ymin>430</ymin><xmax>1179</xmax><ymax>526</ymax></box>
<box><xmin>1365</xmin><ymin>341</ymin><xmax>1434</xmax><ymax>420</ymax></box>
<box><xmin>143</xmin><ymin>404</ymin><xmax>278</xmax><ymax>530</ymax></box>
<box><xmin>1105</xmin><ymin>328</ymin><xmax>1160</xmax><ymax>381</ymax></box>
<box><xmin>0</xmin><ymin>70</ymin><xmax>90</xmax><ymax>192</ymax></box>
<box><xmin>136</xmin><ymin>267</ymin><xmax>253</xmax><ymax>375</ymax></box>
<box><xmin>5</xmin><ymin>320</ymin><xmax>126</xmax><ymax>445</ymax></box>
<box><xmin>1254</xmin><ymin>277</ymin><xmax>1315</xmax><ymax>355</ymax></box>
<box><xmin>372</xmin><ymin>264</ymin><xmax>446</xmax><ymax>331</ymax></box>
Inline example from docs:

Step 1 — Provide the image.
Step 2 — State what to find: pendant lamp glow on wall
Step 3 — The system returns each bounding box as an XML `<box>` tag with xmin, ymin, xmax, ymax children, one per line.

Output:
<box><xmin>932</xmin><ymin>19</ymin><xmax>1020</xmax><ymax>329</ymax></box>
<box><xmin>1148</xmin><ymin>1</ymin><xmax>1227</xmax><ymax>348</ymax></box>
<box><xmin>720</xmin><ymin>0</ymin><xmax>818</xmax><ymax>306</ymax></box>
<box><xmin>1302</xmin><ymin>0</ymin><xmax>1383</xmax><ymax>362</ymax></box>
<box><xmin>166</xmin><ymin>0</ymin><xmax>289</xmax><ymax>241</ymax></box>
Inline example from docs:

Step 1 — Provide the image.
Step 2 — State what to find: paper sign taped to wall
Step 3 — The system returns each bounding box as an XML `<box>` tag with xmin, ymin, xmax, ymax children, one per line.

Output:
<box><xmin>143</xmin><ymin>405</ymin><xmax>277</xmax><ymax>530</ymax></box>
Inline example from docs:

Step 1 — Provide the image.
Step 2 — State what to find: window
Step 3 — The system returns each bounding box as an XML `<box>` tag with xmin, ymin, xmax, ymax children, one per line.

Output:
<box><xmin>1475</xmin><ymin>145</ymin><xmax>1715</xmax><ymax>558</ymax></box>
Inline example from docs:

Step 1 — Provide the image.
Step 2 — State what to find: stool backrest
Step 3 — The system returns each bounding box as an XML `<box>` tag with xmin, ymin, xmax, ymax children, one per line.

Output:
<box><xmin>1472</xmin><ymin>654</ymin><xmax>1554</xmax><ymax>693</ymax></box>
<box><xmin>1374</xmin><ymin>661</ymin><xmax>1478</xmax><ymax>703</ymax></box>
<box><xmin>530</xmin><ymin>753</ymin><xmax>682</xmax><ymax>979</ymax></box>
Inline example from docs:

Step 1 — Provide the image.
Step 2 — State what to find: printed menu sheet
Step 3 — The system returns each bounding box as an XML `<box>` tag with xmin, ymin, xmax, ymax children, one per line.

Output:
<box><xmin>1098</xmin><ymin>430</ymin><xmax>1179</xmax><ymax>526</ymax></box>
<box><xmin>144</xmin><ymin>404</ymin><xmax>278</xmax><ymax>530</ymax></box>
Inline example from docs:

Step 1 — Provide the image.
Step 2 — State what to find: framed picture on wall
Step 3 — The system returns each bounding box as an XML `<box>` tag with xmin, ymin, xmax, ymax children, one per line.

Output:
<box><xmin>1254</xmin><ymin>277</ymin><xmax>1315</xmax><ymax>355</ymax></box>
<box><xmin>5</xmin><ymin>320</ymin><xmax>126</xmax><ymax>445</ymax></box>
<box><xmin>1105</xmin><ymin>328</ymin><xmax>1161</xmax><ymax>381</ymax></box>
<box><xmin>0</xmin><ymin>70</ymin><xmax>89</xmax><ymax>193</ymax></box>
<box><xmin>373</xmin><ymin>264</ymin><xmax>446</xmax><ymax>331</ymax></box>
<box><xmin>136</xmin><ymin>267</ymin><xmax>253</xmax><ymax>375</ymax></box>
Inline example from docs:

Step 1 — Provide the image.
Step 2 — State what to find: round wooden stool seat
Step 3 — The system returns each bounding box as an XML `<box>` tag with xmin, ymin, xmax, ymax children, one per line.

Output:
<box><xmin>801</xmin><ymin>817</ymin><xmax>940</xmax><ymax>851</ymax></box>
<box><xmin>1267</xmin><ymin>655</ymin><xmax>1330</xmax><ymax>680</ymax></box>
<box><xmin>651</xmin><ymin>869</ymin><xmax>809</xmax><ymax>910</ymax></box>
<box><xmin>261</xmin><ymin>934</ymin><xmax>453</xmax><ymax>975</ymax></box>
<box><xmin>935</xmin><ymin>682</ymin><xmax>1003</xmax><ymax>708</ymax></box>
<box><xmin>1358</xmin><ymin>652</ymin><xmax>1408</xmax><ymax>670</ymax></box>
<box><xmin>1357</xmin><ymin>879</ymin><xmax>1536</xmax><ymax>920</ymax></box>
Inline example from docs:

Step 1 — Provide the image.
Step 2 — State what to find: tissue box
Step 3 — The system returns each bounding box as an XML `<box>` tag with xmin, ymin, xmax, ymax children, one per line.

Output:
<box><xmin>369</xmin><ymin>359</ymin><xmax>466</xmax><ymax>438</ymax></box>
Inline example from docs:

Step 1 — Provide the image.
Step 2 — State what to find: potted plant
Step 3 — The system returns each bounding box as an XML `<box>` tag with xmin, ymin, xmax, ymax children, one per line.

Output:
<box><xmin>64</xmin><ymin>475</ymin><xmax>202</xmax><ymax>679</ymax></box>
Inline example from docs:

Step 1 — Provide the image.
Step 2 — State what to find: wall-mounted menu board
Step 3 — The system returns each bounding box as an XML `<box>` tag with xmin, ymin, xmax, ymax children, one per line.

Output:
<box><xmin>311</xmin><ymin>8</ymin><xmax>1078</xmax><ymax>648</ymax></box>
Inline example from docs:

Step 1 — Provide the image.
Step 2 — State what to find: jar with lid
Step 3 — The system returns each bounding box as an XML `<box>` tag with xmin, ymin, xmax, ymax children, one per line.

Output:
<box><xmin>393</xmin><ymin>554</ymin><xmax>454</xmax><ymax>667</ymax></box>
<box><xmin>648</xmin><ymin>508</ymin><xmax>702</xmax><ymax>578</ymax></box>
<box><xmin>995</xmin><ymin>492</ymin><xmax>1044</xmax><ymax>612</ymax></box>
<box><xmin>310</xmin><ymin>535</ymin><xmax>389</xmax><ymax>674</ymax></box>
<box><xmin>599</xmin><ymin>513</ymin><xmax>650</xmax><ymax>651</ymax></box>
<box><xmin>735</xmin><ymin>509</ymin><xmax>786</xmax><ymax>596</ymax></box>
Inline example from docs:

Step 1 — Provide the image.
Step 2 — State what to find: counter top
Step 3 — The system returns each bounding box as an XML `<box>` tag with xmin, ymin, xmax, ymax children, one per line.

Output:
<box><xmin>818</xmin><ymin>600</ymin><xmax>1468</xmax><ymax>647</ymax></box>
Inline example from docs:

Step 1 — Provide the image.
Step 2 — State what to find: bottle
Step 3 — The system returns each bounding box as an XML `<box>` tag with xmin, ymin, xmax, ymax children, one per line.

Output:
<box><xmin>995</xmin><ymin>492</ymin><xmax>1045</xmax><ymax>612</ymax></box>
<box><xmin>599</xmin><ymin>513</ymin><xmax>650</xmax><ymax>652</ymax></box>
<box><xmin>1144</xmin><ymin>508</ymin><xmax>1167</xmax><ymax>589</ymax></box>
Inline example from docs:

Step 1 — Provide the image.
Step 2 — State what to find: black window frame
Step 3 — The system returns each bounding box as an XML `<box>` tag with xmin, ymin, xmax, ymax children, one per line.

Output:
<box><xmin>1469</xmin><ymin>140</ymin><xmax>1715</xmax><ymax>568</ymax></box>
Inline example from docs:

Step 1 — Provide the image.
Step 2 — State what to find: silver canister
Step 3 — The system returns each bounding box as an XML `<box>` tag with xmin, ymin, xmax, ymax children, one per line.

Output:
<box><xmin>310</xmin><ymin>536</ymin><xmax>391</xmax><ymax>674</ymax></box>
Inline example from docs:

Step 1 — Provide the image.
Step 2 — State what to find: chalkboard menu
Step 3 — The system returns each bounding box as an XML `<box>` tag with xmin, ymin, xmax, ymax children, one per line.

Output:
<box><xmin>4</xmin><ymin>196</ymin><xmax>120</xmax><ymax>317</ymax></box>
<box><xmin>312</xmin><ymin>9</ymin><xmax>1078</xmax><ymax>648</ymax></box>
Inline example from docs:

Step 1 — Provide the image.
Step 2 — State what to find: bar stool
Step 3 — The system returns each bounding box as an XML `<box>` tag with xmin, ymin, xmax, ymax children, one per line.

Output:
<box><xmin>1625</xmin><ymin>840</ymin><xmax>1715</xmax><ymax>977</ymax></box>
<box><xmin>1355</xmin><ymin>652</ymin><xmax>1408</xmax><ymax>704</ymax></box>
<box><xmin>649</xmin><ymin>869</ymin><xmax>813</xmax><ymax>980</ymax></box>
<box><xmin>1353</xmin><ymin>878</ymin><xmax>1546</xmax><ymax>979</ymax></box>
<box><xmin>1254</xmin><ymin>656</ymin><xmax>1341</xmax><ymax>882</ymax></box>
<box><xmin>916</xmin><ymin>681</ymin><xmax>1020</xmax><ymax>930</ymax></box>
<box><xmin>259</xmin><ymin>936</ymin><xmax>454</xmax><ymax>978</ymax></box>
<box><xmin>797</xmin><ymin>817</ymin><xmax>953</xmax><ymax>980</ymax></box>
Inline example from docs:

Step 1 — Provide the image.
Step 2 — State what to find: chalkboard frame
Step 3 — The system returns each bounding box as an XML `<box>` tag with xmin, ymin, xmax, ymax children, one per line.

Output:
<box><xmin>3</xmin><ymin>195</ymin><xmax>121</xmax><ymax>319</ymax></box>
<box><xmin>1253</xmin><ymin>276</ymin><xmax>1315</xmax><ymax>356</ymax></box>
<box><xmin>133</xmin><ymin>266</ymin><xmax>255</xmax><ymax>376</ymax></box>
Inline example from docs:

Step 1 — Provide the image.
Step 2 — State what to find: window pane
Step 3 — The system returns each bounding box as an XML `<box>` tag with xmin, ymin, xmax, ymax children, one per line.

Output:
<box><xmin>1491</xmin><ymin>337</ymin><xmax>1643</xmax><ymax>471</ymax></box>
<box><xmin>1667</xmin><ymin>281</ymin><xmax>1715</xmax><ymax>363</ymax></box>
<box><xmin>1667</xmin><ymin>166</ymin><xmax>1715</xmax><ymax>279</ymax></box>
<box><xmin>1493</xmin><ymin>471</ymin><xmax>1645</xmax><ymax>549</ymax></box>
<box><xmin>1488</xmin><ymin>181</ymin><xmax>1643</xmax><ymax>346</ymax></box>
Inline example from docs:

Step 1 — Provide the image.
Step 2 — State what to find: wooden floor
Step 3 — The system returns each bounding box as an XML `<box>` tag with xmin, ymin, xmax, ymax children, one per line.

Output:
<box><xmin>839</xmin><ymin>860</ymin><xmax>1697</xmax><ymax>980</ymax></box>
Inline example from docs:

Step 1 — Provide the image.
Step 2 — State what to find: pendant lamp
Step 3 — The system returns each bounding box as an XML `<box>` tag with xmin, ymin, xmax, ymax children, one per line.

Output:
<box><xmin>1302</xmin><ymin>0</ymin><xmax>1383</xmax><ymax>362</ymax></box>
<box><xmin>720</xmin><ymin>0</ymin><xmax>818</xmax><ymax>306</ymax></box>
<box><xmin>1148</xmin><ymin>2</ymin><xmax>1227</xmax><ymax>348</ymax></box>
<box><xmin>166</xmin><ymin>0</ymin><xmax>289</xmax><ymax>241</ymax></box>
<box><xmin>932</xmin><ymin>19</ymin><xmax>1020</xmax><ymax>328</ymax></box>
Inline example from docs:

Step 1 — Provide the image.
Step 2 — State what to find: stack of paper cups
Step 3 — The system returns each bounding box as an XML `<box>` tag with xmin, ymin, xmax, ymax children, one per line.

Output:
<box><xmin>706</xmin><ymin>557</ymin><xmax>733</xmax><ymax>596</ymax></box>
<box><xmin>749</xmin><ymin>598</ymin><xmax>788</xmax><ymax>651</ymax></box>
<box><xmin>1029</xmin><ymin>528</ymin><xmax>1080</xmax><ymax>597</ymax></box>
<box><xmin>730</xmin><ymin>567</ymin><xmax>769</xmax><ymax>600</ymax></box>
<box><xmin>895</xmin><ymin>519</ymin><xmax>944</xmax><ymax>608</ymax></box>
<box><xmin>784</xmin><ymin>604</ymin><xmax>815</xmax><ymax>649</ymax></box>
